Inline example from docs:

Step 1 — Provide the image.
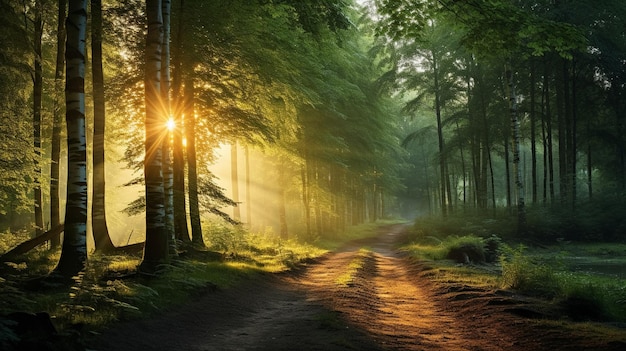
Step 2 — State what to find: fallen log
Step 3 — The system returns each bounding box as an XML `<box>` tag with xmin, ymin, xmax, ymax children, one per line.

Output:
<box><xmin>0</xmin><ymin>225</ymin><xmax>64</xmax><ymax>262</ymax></box>
<box><xmin>0</xmin><ymin>225</ymin><xmax>146</xmax><ymax>262</ymax></box>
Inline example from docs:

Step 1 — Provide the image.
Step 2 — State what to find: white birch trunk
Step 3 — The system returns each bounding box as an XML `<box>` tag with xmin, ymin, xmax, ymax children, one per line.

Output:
<box><xmin>56</xmin><ymin>0</ymin><xmax>88</xmax><ymax>277</ymax></box>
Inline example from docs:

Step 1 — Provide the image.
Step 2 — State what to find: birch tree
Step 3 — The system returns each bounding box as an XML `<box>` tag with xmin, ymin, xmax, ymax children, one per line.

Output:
<box><xmin>55</xmin><ymin>0</ymin><xmax>88</xmax><ymax>277</ymax></box>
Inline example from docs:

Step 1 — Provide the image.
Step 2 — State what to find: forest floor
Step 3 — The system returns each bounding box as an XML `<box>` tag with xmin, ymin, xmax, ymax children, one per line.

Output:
<box><xmin>90</xmin><ymin>224</ymin><xmax>626</xmax><ymax>351</ymax></box>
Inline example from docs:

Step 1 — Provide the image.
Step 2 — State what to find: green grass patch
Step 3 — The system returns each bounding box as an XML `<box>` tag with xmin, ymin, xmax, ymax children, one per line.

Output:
<box><xmin>406</xmin><ymin>214</ymin><xmax>626</xmax><ymax>323</ymax></box>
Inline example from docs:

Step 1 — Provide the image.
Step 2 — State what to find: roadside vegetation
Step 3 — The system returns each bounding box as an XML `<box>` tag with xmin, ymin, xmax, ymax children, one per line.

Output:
<box><xmin>402</xmin><ymin>208</ymin><xmax>626</xmax><ymax>324</ymax></box>
<box><xmin>0</xmin><ymin>220</ymin><xmax>389</xmax><ymax>340</ymax></box>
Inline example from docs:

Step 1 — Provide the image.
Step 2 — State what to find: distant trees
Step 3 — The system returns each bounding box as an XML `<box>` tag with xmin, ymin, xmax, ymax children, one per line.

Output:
<box><xmin>372</xmin><ymin>0</ymin><xmax>626</xmax><ymax>239</ymax></box>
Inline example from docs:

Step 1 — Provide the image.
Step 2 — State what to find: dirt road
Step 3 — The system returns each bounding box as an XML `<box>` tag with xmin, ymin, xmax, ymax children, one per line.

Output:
<box><xmin>92</xmin><ymin>224</ymin><xmax>626</xmax><ymax>351</ymax></box>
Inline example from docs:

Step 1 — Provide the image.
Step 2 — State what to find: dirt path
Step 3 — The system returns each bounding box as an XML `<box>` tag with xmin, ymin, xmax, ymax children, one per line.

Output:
<box><xmin>91</xmin><ymin>224</ymin><xmax>626</xmax><ymax>351</ymax></box>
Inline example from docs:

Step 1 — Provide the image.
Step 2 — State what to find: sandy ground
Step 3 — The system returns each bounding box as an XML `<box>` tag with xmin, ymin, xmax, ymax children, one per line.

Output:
<box><xmin>90</xmin><ymin>224</ymin><xmax>626</xmax><ymax>351</ymax></box>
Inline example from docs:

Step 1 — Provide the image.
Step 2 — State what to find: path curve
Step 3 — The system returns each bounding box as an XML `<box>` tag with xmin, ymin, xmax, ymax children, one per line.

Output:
<box><xmin>92</xmin><ymin>224</ymin><xmax>626</xmax><ymax>351</ymax></box>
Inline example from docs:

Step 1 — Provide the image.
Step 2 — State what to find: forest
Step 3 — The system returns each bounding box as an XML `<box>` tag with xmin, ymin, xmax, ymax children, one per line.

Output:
<box><xmin>1</xmin><ymin>0</ymin><xmax>626</xmax><ymax>350</ymax></box>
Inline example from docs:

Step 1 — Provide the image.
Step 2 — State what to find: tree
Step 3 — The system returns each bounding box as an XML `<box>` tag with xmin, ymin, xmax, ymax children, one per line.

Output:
<box><xmin>140</xmin><ymin>0</ymin><xmax>169</xmax><ymax>271</ymax></box>
<box><xmin>184</xmin><ymin>73</ymin><xmax>205</xmax><ymax>248</ymax></box>
<box><xmin>160</xmin><ymin>0</ymin><xmax>176</xmax><ymax>255</ymax></box>
<box><xmin>32</xmin><ymin>0</ymin><xmax>45</xmax><ymax>236</ymax></box>
<box><xmin>54</xmin><ymin>0</ymin><xmax>88</xmax><ymax>277</ymax></box>
<box><xmin>91</xmin><ymin>0</ymin><xmax>115</xmax><ymax>252</ymax></box>
<box><xmin>0</xmin><ymin>1</ymin><xmax>34</xmax><ymax>226</ymax></box>
<box><xmin>50</xmin><ymin>0</ymin><xmax>66</xmax><ymax>249</ymax></box>
<box><xmin>171</xmin><ymin>0</ymin><xmax>190</xmax><ymax>243</ymax></box>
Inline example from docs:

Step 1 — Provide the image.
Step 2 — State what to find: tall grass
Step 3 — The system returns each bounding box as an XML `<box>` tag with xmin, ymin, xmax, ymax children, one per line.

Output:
<box><xmin>499</xmin><ymin>244</ymin><xmax>626</xmax><ymax>322</ymax></box>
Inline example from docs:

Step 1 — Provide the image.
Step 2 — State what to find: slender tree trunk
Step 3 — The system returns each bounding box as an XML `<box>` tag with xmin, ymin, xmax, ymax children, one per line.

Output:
<box><xmin>506</xmin><ymin>68</ymin><xmax>526</xmax><ymax>232</ymax></box>
<box><xmin>278</xmin><ymin>158</ymin><xmax>288</xmax><ymax>240</ymax></box>
<box><xmin>301</xmin><ymin>158</ymin><xmax>311</xmax><ymax>238</ymax></box>
<box><xmin>541</xmin><ymin>78</ymin><xmax>548</xmax><ymax>204</ymax></box>
<box><xmin>432</xmin><ymin>53</ymin><xmax>447</xmax><ymax>217</ymax></box>
<box><xmin>587</xmin><ymin>119</ymin><xmax>592</xmax><ymax>200</ymax></box>
<box><xmin>184</xmin><ymin>75</ymin><xmax>204</xmax><ymax>247</ymax></box>
<box><xmin>55</xmin><ymin>0</ymin><xmax>88</xmax><ymax>277</ymax></box>
<box><xmin>544</xmin><ymin>63</ymin><xmax>555</xmax><ymax>202</ymax></box>
<box><xmin>530</xmin><ymin>60</ymin><xmax>538</xmax><ymax>204</ymax></box>
<box><xmin>231</xmin><ymin>142</ymin><xmax>241</xmax><ymax>221</ymax></box>
<box><xmin>245</xmin><ymin>145</ymin><xmax>252</xmax><ymax>227</ymax></box>
<box><xmin>171</xmin><ymin>0</ymin><xmax>189</xmax><ymax>243</ymax></box>
<box><xmin>504</xmin><ymin>135</ymin><xmax>512</xmax><ymax>211</ymax></box>
<box><xmin>33</xmin><ymin>2</ymin><xmax>44</xmax><ymax>236</ymax></box>
<box><xmin>455</xmin><ymin>121</ymin><xmax>467</xmax><ymax>208</ymax></box>
<box><xmin>91</xmin><ymin>0</ymin><xmax>115</xmax><ymax>252</ymax></box>
<box><xmin>556</xmin><ymin>60</ymin><xmax>568</xmax><ymax>203</ymax></box>
<box><xmin>50</xmin><ymin>0</ymin><xmax>67</xmax><ymax>249</ymax></box>
<box><xmin>160</xmin><ymin>0</ymin><xmax>176</xmax><ymax>256</ymax></box>
<box><xmin>477</xmin><ymin>69</ymin><xmax>490</xmax><ymax>209</ymax></box>
<box><xmin>487</xmin><ymin>144</ymin><xmax>496</xmax><ymax>215</ymax></box>
<box><xmin>140</xmin><ymin>0</ymin><xmax>169</xmax><ymax>271</ymax></box>
<box><xmin>571</xmin><ymin>59</ymin><xmax>577</xmax><ymax>209</ymax></box>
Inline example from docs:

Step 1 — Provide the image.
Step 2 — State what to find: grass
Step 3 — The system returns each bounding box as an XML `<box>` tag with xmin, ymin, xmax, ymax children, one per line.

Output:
<box><xmin>404</xmin><ymin>214</ymin><xmax>626</xmax><ymax>323</ymax></box>
<box><xmin>0</xmin><ymin>220</ymin><xmax>394</xmax><ymax>334</ymax></box>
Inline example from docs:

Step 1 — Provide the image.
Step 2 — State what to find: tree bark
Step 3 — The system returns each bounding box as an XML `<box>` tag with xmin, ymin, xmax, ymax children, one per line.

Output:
<box><xmin>160</xmin><ymin>0</ymin><xmax>176</xmax><ymax>256</ymax></box>
<box><xmin>140</xmin><ymin>0</ymin><xmax>169</xmax><ymax>271</ymax></box>
<box><xmin>432</xmin><ymin>52</ymin><xmax>447</xmax><ymax>217</ymax></box>
<box><xmin>55</xmin><ymin>0</ymin><xmax>88</xmax><ymax>277</ymax></box>
<box><xmin>33</xmin><ymin>1</ymin><xmax>44</xmax><ymax>236</ymax></box>
<box><xmin>506</xmin><ymin>68</ymin><xmax>526</xmax><ymax>233</ymax></box>
<box><xmin>50</xmin><ymin>0</ymin><xmax>67</xmax><ymax>249</ymax></box>
<box><xmin>184</xmin><ymin>75</ymin><xmax>205</xmax><ymax>248</ymax></box>
<box><xmin>231</xmin><ymin>142</ymin><xmax>241</xmax><ymax>221</ymax></box>
<box><xmin>530</xmin><ymin>60</ymin><xmax>538</xmax><ymax>204</ymax></box>
<box><xmin>171</xmin><ymin>0</ymin><xmax>189</xmax><ymax>243</ymax></box>
<box><xmin>245</xmin><ymin>145</ymin><xmax>252</xmax><ymax>227</ymax></box>
<box><xmin>91</xmin><ymin>0</ymin><xmax>115</xmax><ymax>253</ymax></box>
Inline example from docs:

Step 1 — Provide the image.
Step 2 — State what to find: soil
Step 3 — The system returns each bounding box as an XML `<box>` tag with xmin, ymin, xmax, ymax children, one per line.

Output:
<box><xmin>90</xmin><ymin>224</ymin><xmax>626</xmax><ymax>351</ymax></box>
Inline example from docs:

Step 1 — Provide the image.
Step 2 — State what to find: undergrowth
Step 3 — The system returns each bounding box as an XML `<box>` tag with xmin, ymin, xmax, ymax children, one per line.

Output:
<box><xmin>407</xmin><ymin>213</ymin><xmax>626</xmax><ymax>323</ymax></box>
<box><xmin>0</xmin><ymin>220</ymin><xmax>389</xmax><ymax>333</ymax></box>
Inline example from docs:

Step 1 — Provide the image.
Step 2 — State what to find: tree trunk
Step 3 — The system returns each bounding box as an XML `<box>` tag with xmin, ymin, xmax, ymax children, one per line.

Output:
<box><xmin>160</xmin><ymin>0</ymin><xmax>176</xmax><ymax>256</ymax></box>
<box><xmin>544</xmin><ymin>62</ymin><xmax>555</xmax><ymax>203</ymax></box>
<box><xmin>50</xmin><ymin>0</ymin><xmax>66</xmax><ymax>249</ymax></box>
<box><xmin>140</xmin><ymin>0</ymin><xmax>169</xmax><ymax>271</ymax></box>
<box><xmin>245</xmin><ymin>145</ymin><xmax>252</xmax><ymax>227</ymax></box>
<box><xmin>506</xmin><ymin>68</ymin><xmax>526</xmax><ymax>233</ymax></box>
<box><xmin>55</xmin><ymin>0</ymin><xmax>88</xmax><ymax>277</ymax></box>
<box><xmin>432</xmin><ymin>52</ymin><xmax>447</xmax><ymax>217</ymax></box>
<box><xmin>231</xmin><ymin>142</ymin><xmax>241</xmax><ymax>221</ymax></box>
<box><xmin>571</xmin><ymin>59</ymin><xmax>577</xmax><ymax>209</ymax></box>
<box><xmin>530</xmin><ymin>60</ymin><xmax>538</xmax><ymax>204</ymax></box>
<box><xmin>504</xmin><ymin>134</ymin><xmax>512</xmax><ymax>212</ymax></box>
<box><xmin>586</xmin><ymin>118</ymin><xmax>592</xmax><ymax>200</ymax></box>
<box><xmin>185</xmin><ymin>75</ymin><xmax>204</xmax><ymax>248</ymax></box>
<box><xmin>33</xmin><ymin>2</ymin><xmax>44</xmax><ymax>236</ymax></box>
<box><xmin>278</xmin><ymin>158</ymin><xmax>288</xmax><ymax>240</ymax></box>
<box><xmin>556</xmin><ymin>60</ymin><xmax>568</xmax><ymax>203</ymax></box>
<box><xmin>171</xmin><ymin>0</ymin><xmax>189</xmax><ymax>243</ymax></box>
<box><xmin>301</xmin><ymin>160</ymin><xmax>311</xmax><ymax>238</ymax></box>
<box><xmin>91</xmin><ymin>0</ymin><xmax>115</xmax><ymax>253</ymax></box>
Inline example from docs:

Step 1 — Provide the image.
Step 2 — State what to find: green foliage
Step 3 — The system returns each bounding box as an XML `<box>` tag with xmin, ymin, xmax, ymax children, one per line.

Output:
<box><xmin>556</xmin><ymin>272</ymin><xmax>626</xmax><ymax>322</ymax></box>
<box><xmin>499</xmin><ymin>244</ymin><xmax>559</xmax><ymax>294</ymax></box>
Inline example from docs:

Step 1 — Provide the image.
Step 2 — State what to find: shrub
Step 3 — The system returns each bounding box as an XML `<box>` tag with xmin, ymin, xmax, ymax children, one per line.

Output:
<box><xmin>445</xmin><ymin>236</ymin><xmax>486</xmax><ymax>264</ymax></box>
<box><xmin>499</xmin><ymin>244</ymin><xmax>558</xmax><ymax>295</ymax></box>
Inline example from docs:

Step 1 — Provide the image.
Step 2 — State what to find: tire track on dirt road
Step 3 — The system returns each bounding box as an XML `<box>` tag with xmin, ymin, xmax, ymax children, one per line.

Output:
<box><xmin>293</xmin><ymin>223</ymin><xmax>501</xmax><ymax>351</ymax></box>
